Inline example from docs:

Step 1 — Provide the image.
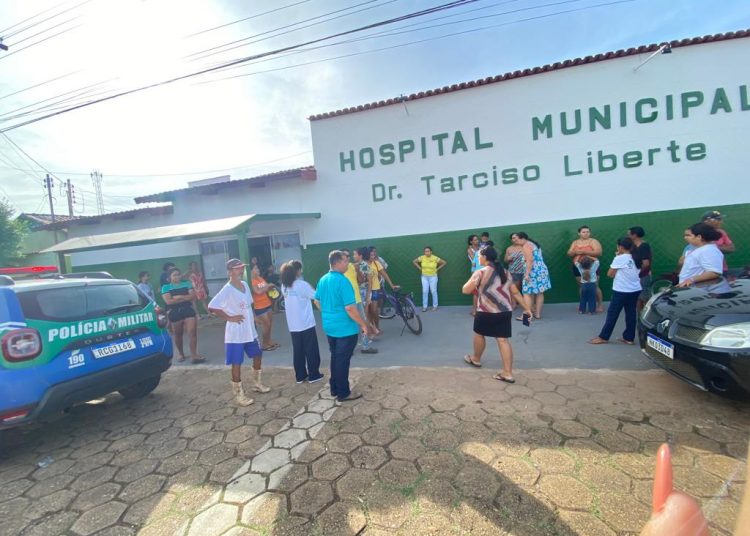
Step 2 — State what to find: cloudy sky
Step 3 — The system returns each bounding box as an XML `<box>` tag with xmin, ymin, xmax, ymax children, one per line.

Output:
<box><xmin>0</xmin><ymin>0</ymin><xmax>747</xmax><ymax>216</ymax></box>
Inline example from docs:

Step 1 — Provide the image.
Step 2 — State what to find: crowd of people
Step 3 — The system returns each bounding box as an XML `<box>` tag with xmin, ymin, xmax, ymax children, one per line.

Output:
<box><xmin>128</xmin><ymin>209</ymin><xmax>739</xmax><ymax>405</ymax></box>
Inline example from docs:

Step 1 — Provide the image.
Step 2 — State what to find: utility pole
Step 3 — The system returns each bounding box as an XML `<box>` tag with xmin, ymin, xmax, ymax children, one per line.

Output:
<box><xmin>45</xmin><ymin>174</ymin><xmax>59</xmax><ymax>245</ymax></box>
<box><xmin>66</xmin><ymin>179</ymin><xmax>74</xmax><ymax>217</ymax></box>
<box><xmin>90</xmin><ymin>170</ymin><xmax>104</xmax><ymax>215</ymax></box>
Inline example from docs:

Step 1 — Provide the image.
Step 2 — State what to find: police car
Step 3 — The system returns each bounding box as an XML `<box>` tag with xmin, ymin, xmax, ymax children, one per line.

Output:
<box><xmin>0</xmin><ymin>266</ymin><xmax>173</xmax><ymax>431</ymax></box>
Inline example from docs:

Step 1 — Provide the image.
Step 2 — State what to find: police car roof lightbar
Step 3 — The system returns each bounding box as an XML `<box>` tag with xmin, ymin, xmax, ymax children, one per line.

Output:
<box><xmin>0</xmin><ymin>266</ymin><xmax>57</xmax><ymax>275</ymax></box>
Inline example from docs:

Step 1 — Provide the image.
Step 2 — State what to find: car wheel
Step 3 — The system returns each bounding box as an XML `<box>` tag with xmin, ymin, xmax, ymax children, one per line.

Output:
<box><xmin>119</xmin><ymin>375</ymin><xmax>161</xmax><ymax>399</ymax></box>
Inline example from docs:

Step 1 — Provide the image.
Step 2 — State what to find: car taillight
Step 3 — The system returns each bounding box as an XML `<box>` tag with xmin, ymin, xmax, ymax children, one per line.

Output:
<box><xmin>154</xmin><ymin>306</ymin><xmax>168</xmax><ymax>328</ymax></box>
<box><xmin>1</xmin><ymin>328</ymin><xmax>42</xmax><ymax>362</ymax></box>
<box><xmin>0</xmin><ymin>407</ymin><xmax>32</xmax><ymax>423</ymax></box>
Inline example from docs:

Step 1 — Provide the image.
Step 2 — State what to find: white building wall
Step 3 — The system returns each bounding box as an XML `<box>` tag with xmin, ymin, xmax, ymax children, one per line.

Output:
<box><xmin>308</xmin><ymin>37</ymin><xmax>749</xmax><ymax>242</ymax></box>
<box><xmin>68</xmin><ymin>37</ymin><xmax>750</xmax><ymax>253</ymax></box>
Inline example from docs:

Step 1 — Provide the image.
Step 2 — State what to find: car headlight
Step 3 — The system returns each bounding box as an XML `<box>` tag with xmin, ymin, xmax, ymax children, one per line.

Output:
<box><xmin>640</xmin><ymin>290</ymin><xmax>664</xmax><ymax>322</ymax></box>
<box><xmin>701</xmin><ymin>323</ymin><xmax>750</xmax><ymax>349</ymax></box>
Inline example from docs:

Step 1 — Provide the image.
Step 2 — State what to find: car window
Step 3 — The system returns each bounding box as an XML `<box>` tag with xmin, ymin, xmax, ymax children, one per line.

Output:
<box><xmin>18</xmin><ymin>283</ymin><xmax>148</xmax><ymax>322</ymax></box>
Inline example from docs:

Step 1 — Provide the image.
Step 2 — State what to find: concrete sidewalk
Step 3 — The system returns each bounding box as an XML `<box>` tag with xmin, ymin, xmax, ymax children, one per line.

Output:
<box><xmin>187</xmin><ymin>303</ymin><xmax>653</xmax><ymax>371</ymax></box>
<box><xmin>1</xmin><ymin>366</ymin><xmax>747</xmax><ymax>535</ymax></box>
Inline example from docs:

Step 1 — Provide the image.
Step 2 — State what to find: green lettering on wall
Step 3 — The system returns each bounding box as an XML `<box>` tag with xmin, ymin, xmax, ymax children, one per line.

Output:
<box><xmin>340</xmin><ymin>150</ymin><xmax>355</xmax><ymax>172</ymax></box>
<box><xmin>398</xmin><ymin>140</ymin><xmax>415</xmax><ymax>162</ymax></box>
<box><xmin>451</xmin><ymin>131</ymin><xmax>468</xmax><ymax>154</ymax></box>
<box><xmin>710</xmin><ymin>88</ymin><xmax>732</xmax><ymax>114</ymax></box>
<box><xmin>560</xmin><ymin>110</ymin><xmax>582</xmax><ymax>135</ymax></box>
<box><xmin>622</xmin><ymin>151</ymin><xmax>643</xmax><ymax>168</ymax></box>
<box><xmin>741</xmin><ymin>85</ymin><xmax>750</xmax><ymax>111</ymax></box>
<box><xmin>472</xmin><ymin>172</ymin><xmax>488</xmax><ymax>188</ymax></box>
<box><xmin>532</xmin><ymin>115</ymin><xmax>553</xmax><ymax>140</ymax></box>
<box><xmin>685</xmin><ymin>142</ymin><xmax>707</xmax><ymax>160</ymax></box>
<box><xmin>432</xmin><ymin>133</ymin><xmax>450</xmax><ymax>156</ymax></box>
<box><xmin>635</xmin><ymin>98</ymin><xmax>658</xmax><ymax>123</ymax></box>
<box><xmin>420</xmin><ymin>175</ymin><xmax>435</xmax><ymax>195</ymax></box>
<box><xmin>474</xmin><ymin>127</ymin><xmax>493</xmax><ymax>149</ymax></box>
<box><xmin>379</xmin><ymin>144</ymin><xmax>396</xmax><ymax>165</ymax></box>
<box><xmin>439</xmin><ymin>177</ymin><xmax>455</xmax><ymax>193</ymax></box>
<box><xmin>359</xmin><ymin>147</ymin><xmax>375</xmax><ymax>168</ymax></box>
<box><xmin>681</xmin><ymin>91</ymin><xmax>704</xmax><ymax>118</ymax></box>
<box><xmin>589</xmin><ymin>105</ymin><xmax>611</xmax><ymax>132</ymax></box>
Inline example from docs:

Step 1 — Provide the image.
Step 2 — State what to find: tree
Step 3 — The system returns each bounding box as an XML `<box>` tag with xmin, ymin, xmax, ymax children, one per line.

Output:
<box><xmin>0</xmin><ymin>200</ymin><xmax>28</xmax><ymax>267</ymax></box>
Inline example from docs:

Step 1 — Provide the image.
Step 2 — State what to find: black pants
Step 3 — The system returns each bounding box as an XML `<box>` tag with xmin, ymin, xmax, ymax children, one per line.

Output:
<box><xmin>327</xmin><ymin>334</ymin><xmax>358</xmax><ymax>400</ymax></box>
<box><xmin>598</xmin><ymin>290</ymin><xmax>640</xmax><ymax>342</ymax></box>
<box><xmin>290</xmin><ymin>326</ymin><xmax>322</xmax><ymax>382</ymax></box>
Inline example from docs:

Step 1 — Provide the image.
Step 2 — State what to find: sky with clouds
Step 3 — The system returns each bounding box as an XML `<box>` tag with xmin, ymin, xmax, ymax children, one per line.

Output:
<box><xmin>0</xmin><ymin>0</ymin><xmax>747</xmax><ymax>216</ymax></box>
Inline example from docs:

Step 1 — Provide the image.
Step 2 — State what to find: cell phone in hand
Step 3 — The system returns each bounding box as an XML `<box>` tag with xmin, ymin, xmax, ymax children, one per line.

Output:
<box><xmin>522</xmin><ymin>313</ymin><xmax>531</xmax><ymax>326</ymax></box>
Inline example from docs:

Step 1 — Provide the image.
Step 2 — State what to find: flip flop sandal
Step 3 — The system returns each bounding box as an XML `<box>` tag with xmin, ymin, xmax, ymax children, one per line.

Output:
<box><xmin>616</xmin><ymin>338</ymin><xmax>635</xmax><ymax>345</ymax></box>
<box><xmin>588</xmin><ymin>338</ymin><xmax>609</xmax><ymax>345</ymax></box>
<box><xmin>463</xmin><ymin>355</ymin><xmax>482</xmax><ymax>368</ymax></box>
<box><xmin>177</xmin><ymin>355</ymin><xmax>185</xmax><ymax>362</ymax></box>
<box><xmin>494</xmin><ymin>373</ymin><xmax>516</xmax><ymax>384</ymax></box>
<box><xmin>191</xmin><ymin>357</ymin><xmax>206</xmax><ymax>364</ymax></box>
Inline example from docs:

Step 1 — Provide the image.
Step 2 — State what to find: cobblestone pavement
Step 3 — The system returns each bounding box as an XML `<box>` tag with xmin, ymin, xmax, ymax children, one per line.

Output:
<box><xmin>1</xmin><ymin>366</ymin><xmax>748</xmax><ymax>536</ymax></box>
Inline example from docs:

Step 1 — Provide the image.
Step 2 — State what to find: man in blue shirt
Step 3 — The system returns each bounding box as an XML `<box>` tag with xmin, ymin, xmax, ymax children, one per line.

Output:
<box><xmin>314</xmin><ymin>250</ymin><xmax>371</xmax><ymax>402</ymax></box>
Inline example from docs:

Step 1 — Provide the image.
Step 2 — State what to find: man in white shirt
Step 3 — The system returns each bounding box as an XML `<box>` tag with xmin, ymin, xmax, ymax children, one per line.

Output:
<box><xmin>589</xmin><ymin>237</ymin><xmax>642</xmax><ymax>345</ymax></box>
<box><xmin>208</xmin><ymin>258</ymin><xmax>270</xmax><ymax>406</ymax></box>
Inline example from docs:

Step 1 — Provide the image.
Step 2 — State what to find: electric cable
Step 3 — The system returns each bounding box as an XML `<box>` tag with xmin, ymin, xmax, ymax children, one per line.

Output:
<box><xmin>0</xmin><ymin>0</ymin><xmax>479</xmax><ymax>133</ymax></box>
<box><xmin>0</xmin><ymin>24</ymin><xmax>83</xmax><ymax>62</ymax></box>
<box><xmin>185</xmin><ymin>0</ymin><xmax>315</xmax><ymax>38</ymax></box>
<box><xmin>200</xmin><ymin>0</ymin><xmax>636</xmax><ymax>84</ymax></box>
<box><xmin>0</xmin><ymin>150</ymin><xmax>312</xmax><ymax>178</ymax></box>
<box><xmin>187</xmin><ymin>0</ymin><xmax>399</xmax><ymax>62</ymax></box>
<box><xmin>0</xmin><ymin>0</ymin><xmax>75</xmax><ymax>36</ymax></box>
<box><xmin>1</xmin><ymin>0</ymin><xmax>93</xmax><ymax>40</ymax></box>
<box><xmin>0</xmin><ymin>70</ymin><xmax>82</xmax><ymax>102</ymax></box>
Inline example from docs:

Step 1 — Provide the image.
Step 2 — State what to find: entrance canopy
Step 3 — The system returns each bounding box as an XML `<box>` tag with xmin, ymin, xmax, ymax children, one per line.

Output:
<box><xmin>41</xmin><ymin>213</ymin><xmax>321</xmax><ymax>254</ymax></box>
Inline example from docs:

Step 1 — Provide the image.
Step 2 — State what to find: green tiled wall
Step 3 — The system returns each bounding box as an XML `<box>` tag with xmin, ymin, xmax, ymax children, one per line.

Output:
<box><xmin>301</xmin><ymin>203</ymin><xmax>749</xmax><ymax>305</ymax></box>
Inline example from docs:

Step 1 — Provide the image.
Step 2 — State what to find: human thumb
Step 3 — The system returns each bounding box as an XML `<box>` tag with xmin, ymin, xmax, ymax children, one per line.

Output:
<box><xmin>640</xmin><ymin>491</ymin><xmax>709</xmax><ymax>536</ymax></box>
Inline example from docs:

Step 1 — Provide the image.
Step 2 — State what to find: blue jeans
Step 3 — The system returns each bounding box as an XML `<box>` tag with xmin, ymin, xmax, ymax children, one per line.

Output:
<box><xmin>327</xmin><ymin>334</ymin><xmax>358</xmax><ymax>399</ymax></box>
<box><xmin>598</xmin><ymin>290</ymin><xmax>641</xmax><ymax>342</ymax></box>
<box><xmin>579</xmin><ymin>282</ymin><xmax>597</xmax><ymax>313</ymax></box>
<box><xmin>290</xmin><ymin>326</ymin><xmax>322</xmax><ymax>383</ymax></box>
<box><xmin>421</xmin><ymin>275</ymin><xmax>438</xmax><ymax>308</ymax></box>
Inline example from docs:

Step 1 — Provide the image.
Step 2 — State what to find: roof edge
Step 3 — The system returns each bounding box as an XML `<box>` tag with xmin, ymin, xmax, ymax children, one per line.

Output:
<box><xmin>134</xmin><ymin>166</ymin><xmax>316</xmax><ymax>204</ymax></box>
<box><xmin>308</xmin><ymin>29</ymin><xmax>750</xmax><ymax>121</ymax></box>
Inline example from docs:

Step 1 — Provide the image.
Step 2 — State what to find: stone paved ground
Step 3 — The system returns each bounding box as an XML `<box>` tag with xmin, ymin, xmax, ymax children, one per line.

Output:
<box><xmin>1</xmin><ymin>366</ymin><xmax>748</xmax><ymax>536</ymax></box>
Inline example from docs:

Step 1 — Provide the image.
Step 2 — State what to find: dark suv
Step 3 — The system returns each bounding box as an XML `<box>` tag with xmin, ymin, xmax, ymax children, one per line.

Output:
<box><xmin>0</xmin><ymin>269</ymin><xmax>173</xmax><ymax>431</ymax></box>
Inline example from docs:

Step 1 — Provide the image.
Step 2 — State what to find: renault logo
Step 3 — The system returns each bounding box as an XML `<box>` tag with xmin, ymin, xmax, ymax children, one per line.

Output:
<box><xmin>657</xmin><ymin>319</ymin><xmax>670</xmax><ymax>334</ymax></box>
<box><xmin>107</xmin><ymin>318</ymin><xmax>117</xmax><ymax>331</ymax></box>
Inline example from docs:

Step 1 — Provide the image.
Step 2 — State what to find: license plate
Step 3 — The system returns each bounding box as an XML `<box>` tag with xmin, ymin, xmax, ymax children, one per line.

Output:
<box><xmin>93</xmin><ymin>339</ymin><xmax>136</xmax><ymax>359</ymax></box>
<box><xmin>647</xmin><ymin>334</ymin><xmax>674</xmax><ymax>359</ymax></box>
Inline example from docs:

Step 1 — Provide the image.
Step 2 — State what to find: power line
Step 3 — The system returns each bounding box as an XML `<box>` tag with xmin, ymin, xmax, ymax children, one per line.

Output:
<box><xmin>186</xmin><ymin>0</ymin><xmax>315</xmax><ymax>37</ymax></box>
<box><xmin>200</xmin><ymin>0</ymin><xmax>637</xmax><ymax>84</ymax></box>
<box><xmin>0</xmin><ymin>79</ymin><xmax>116</xmax><ymax>121</ymax></box>
<box><xmin>0</xmin><ymin>70</ymin><xmax>82</xmax><ymax>102</ymax></box>
<box><xmin>7</xmin><ymin>15</ymin><xmax>81</xmax><ymax>47</ymax></box>
<box><xmin>0</xmin><ymin>0</ymin><xmax>479</xmax><ymax>133</ymax></box>
<box><xmin>0</xmin><ymin>24</ymin><xmax>83</xmax><ymax>62</ymax></box>
<box><xmin>1</xmin><ymin>133</ymin><xmax>61</xmax><ymax>183</ymax></box>
<box><xmin>1</xmin><ymin>0</ymin><xmax>93</xmax><ymax>40</ymax></box>
<box><xmin>186</xmin><ymin>0</ymin><xmax>394</xmax><ymax>62</ymax></box>
<box><xmin>0</xmin><ymin>150</ymin><xmax>312</xmax><ymax>178</ymax></box>
<box><xmin>0</xmin><ymin>0</ymin><xmax>74</xmax><ymax>35</ymax></box>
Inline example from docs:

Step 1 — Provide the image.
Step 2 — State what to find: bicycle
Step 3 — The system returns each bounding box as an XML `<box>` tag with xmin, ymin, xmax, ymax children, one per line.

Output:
<box><xmin>378</xmin><ymin>287</ymin><xmax>422</xmax><ymax>335</ymax></box>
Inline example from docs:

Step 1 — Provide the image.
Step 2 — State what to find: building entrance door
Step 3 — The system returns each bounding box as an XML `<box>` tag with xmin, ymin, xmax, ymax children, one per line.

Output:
<box><xmin>247</xmin><ymin>233</ymin><xmax>302</xmax><ymax>282</ymax></box>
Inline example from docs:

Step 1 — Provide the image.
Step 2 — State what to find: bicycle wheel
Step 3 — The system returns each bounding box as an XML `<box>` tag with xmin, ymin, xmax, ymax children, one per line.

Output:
<box><xmin>379</xmin><ymin>294</ymin><xmax>397</xmax><ymax>319</ymax></box>
<box><xmin>400</xmin><ymin>297</ymin><xmax>422</xmax><ymax>335</ymax></box>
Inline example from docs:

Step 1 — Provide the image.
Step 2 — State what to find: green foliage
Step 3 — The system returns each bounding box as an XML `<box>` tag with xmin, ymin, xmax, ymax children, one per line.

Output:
<box><xmin>0</xmin><ymin>200</ymin><xmax>28</xmax><ymax>267</ymax></box>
